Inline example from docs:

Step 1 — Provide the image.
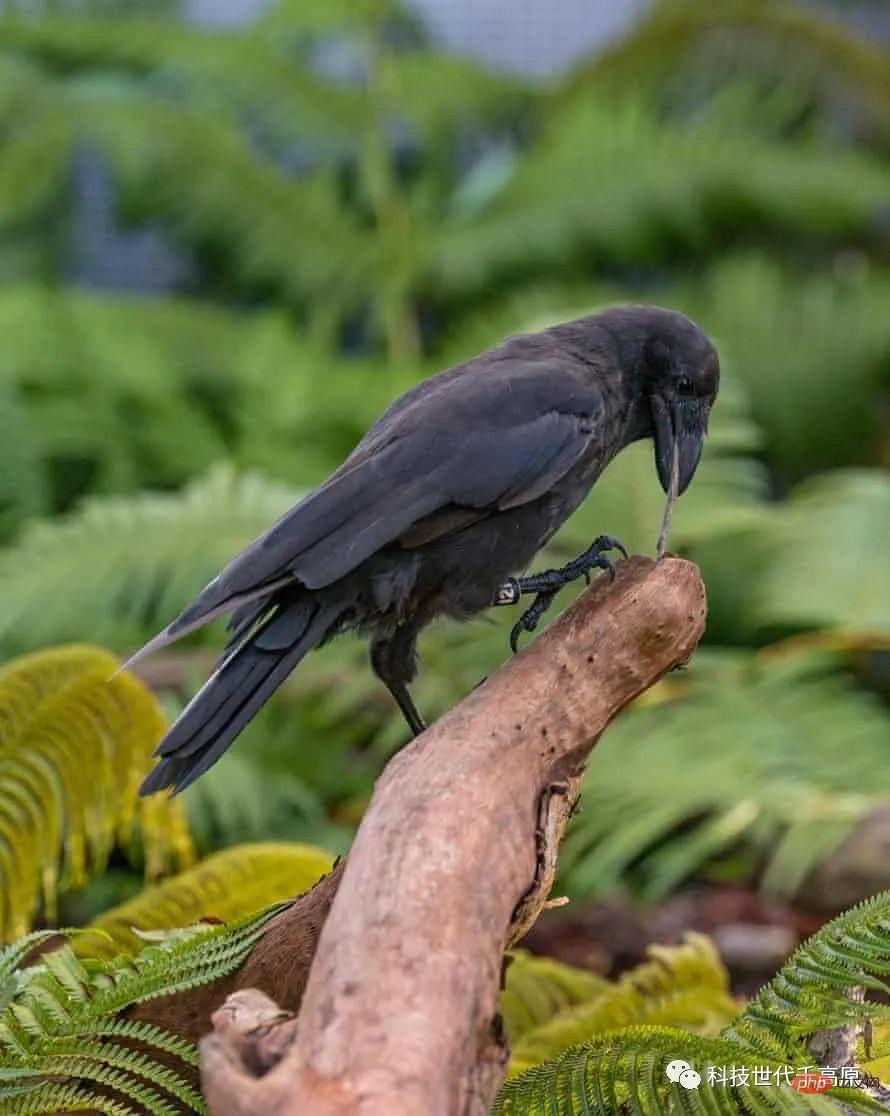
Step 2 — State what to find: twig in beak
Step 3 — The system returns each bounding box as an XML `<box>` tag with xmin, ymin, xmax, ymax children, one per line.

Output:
<box><xmin>656</xmin><ymin>438</ymin><xmax>680</xmax><ymax>560</ymax></box>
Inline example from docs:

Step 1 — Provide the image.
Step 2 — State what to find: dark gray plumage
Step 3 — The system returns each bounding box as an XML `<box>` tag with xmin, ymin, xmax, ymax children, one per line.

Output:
<box><xmin>133</xmin><ymin>305</ymin><xmax>719</xmax><ymax>795</ymax></box>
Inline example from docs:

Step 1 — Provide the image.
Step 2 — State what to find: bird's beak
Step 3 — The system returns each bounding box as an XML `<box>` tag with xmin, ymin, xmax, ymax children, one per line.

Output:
<box><xmin>652</xmin><ymin>397</ymin><xmax>706</xmax><ymax>496</ymax></box>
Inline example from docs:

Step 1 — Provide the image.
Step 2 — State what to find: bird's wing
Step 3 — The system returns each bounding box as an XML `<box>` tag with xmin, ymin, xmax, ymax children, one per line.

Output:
<box><xmin>126</xmin><ymin>356</ymin><xmax>604</xmax><ymax>661</ymax></box>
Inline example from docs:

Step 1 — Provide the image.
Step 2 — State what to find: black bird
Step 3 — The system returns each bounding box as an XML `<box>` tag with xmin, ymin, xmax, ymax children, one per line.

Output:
<box><xmin>133</xmin><ymin>306</ymin><xmax>719</xmax><ymax>795</ymax></box>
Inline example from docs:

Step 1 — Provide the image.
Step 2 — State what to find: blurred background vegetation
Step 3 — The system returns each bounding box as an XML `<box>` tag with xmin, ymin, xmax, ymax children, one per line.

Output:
<box><xmin>0</xmin><ymin>0</ymin><xmax>888</xmax><ymax>986</ymax></box>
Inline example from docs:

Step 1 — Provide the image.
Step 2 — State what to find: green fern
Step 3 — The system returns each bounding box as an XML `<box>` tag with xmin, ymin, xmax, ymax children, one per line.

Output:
<box><xmin>507</xmin><ymin>934</ymin><xmax>737</xmax><ymax>1077</ymax></box>
<box><xmin>575</xmin><ymin>0</ymin><xmax>890</xmax><ymax>138</ymax></box>
<box><xmin>0</xmin><ymin>467</ymin><xmax>298</xmax><ymax>651</ymax></box>
<box><xmin>0</xmin><ymin>905</ymin><xmax>284</xmax><ymax>1115</ymax></box>
<box><xmin>494</xmin><ymin>894</ymin><xmax>890</xmax><ymax>1114</ymax></box>
<box><xmin>433</xmin><ymin>94</ymin><xmax>890</xmax><ymax>302</ymax></box>
<box><xmin>492</xmin><ymin>1026</ymin><xmax>877</xmax><ymax>1116</ymax></box>
<box><xmin>728</xmin><ymin>891</ymin><xmax>890</xmax><ymax>1057</ymax></box>
<box><xmin>561</xmin><ymin>647</ymin><xmax>890</xmax><ymax>901</ymax></box>
<box><xmin>0</xmin><ymin>645</ymin><xmax>194</xmax><ymax>940</ymax></box>
<box><xmin>77</xmin><ymin>842</ymin><xmax>333</xmax><ymax>958</ymax></box>
<box><xmin>500</xmin><ymin>952</ymin><xmax>608</xmax><ymax>1046</ymax></box>
<box><xmin>754</xmin><ymin>471</ymin><xmax>890</xmax><ymax>637</ymax></box>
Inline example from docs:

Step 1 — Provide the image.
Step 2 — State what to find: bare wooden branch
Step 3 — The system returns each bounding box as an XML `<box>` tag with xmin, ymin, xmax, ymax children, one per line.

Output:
<box><xmin>200</xmin><ymin>555</ymin><xmax>707</xmax><ymax>1116</ymax></box>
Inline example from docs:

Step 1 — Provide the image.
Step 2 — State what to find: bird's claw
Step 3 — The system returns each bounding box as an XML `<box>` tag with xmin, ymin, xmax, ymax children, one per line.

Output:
<box><xmin>500</xmin><ymin>533</ymin><xmax>626</xmax><ymax>652</ymax></box>
<box><xmin>510</xmin><ymin>591</ymin><xmax>555</xmax><ymax>654</ymax></box>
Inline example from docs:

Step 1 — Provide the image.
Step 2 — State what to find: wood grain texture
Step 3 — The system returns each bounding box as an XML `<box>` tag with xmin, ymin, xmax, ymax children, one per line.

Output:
<box><xmin>199</xmin><ymin>555</ymin><xmax>707</xmax><ymax>1116</ymax></box>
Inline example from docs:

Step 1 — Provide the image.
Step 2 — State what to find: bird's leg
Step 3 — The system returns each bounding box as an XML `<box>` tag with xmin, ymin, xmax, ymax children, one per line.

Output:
<box><xmin>385</xmin><ymin>678</ymin><xmax>426</xmax><ymax>736</ymax></box>
<box><xmin>370</xmin><ymin>630</ymin><xmax>426</xmax><ymax>736</ymax></box>
<box><xmin>494</xmin><ymin>535</ymin><xmax>627</xmax><ymax>653</ymax></box>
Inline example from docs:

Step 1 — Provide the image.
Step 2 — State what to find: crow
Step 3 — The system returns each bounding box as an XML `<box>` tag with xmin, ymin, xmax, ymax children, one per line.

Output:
<box><xmin>132</xmin><ymin>305</ymin><xmax>719</xmax><ymax>795</ymax></box>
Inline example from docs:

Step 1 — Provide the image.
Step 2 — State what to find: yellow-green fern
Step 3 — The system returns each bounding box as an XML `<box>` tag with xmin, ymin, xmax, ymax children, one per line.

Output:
<box><xmin>0</xmin><ymin>644</ymin><xmax>194</xmax><ymax>940</ymax></box>
<box><xmin>77</xmin><ymin>841</ymin><xmax>334</xmax><ymax>958</ymax></box>
<box><xmin>508</xmin><ymin>933</ymin><xmax>738</xmax><ymax>1077</ymax></box>
<box><xmin>500</xmin><ymin>951</ymin><xmax>608</xmax><ymax>1045</ymax></box>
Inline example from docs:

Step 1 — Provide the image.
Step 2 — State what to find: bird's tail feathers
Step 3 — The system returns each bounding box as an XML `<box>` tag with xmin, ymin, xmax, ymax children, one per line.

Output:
<box><xmin>117</xmin><ymin>573</ymin><xmax>297</xmax><ymax>676</ymax></box>
<box><xmin>139</xmin><ymin>596</ymin><xmax>345</xmax><ymax>796</ymax></box>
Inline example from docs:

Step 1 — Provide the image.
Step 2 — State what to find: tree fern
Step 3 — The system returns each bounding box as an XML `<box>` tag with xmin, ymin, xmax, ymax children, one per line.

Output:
<box><xmin>574</xmin><ymin>0</ymin><xmax>890</xmax><ymax>141</ymax></box>
<box><xmin>0</xmin><ymin>645</ymin><xmax>193</xmax><ymax>940</ymax></box>
<box><xmin>433</xmin><ymin>94</ymin><xmax>890</xmax><ymax>302</ymax></box>
<box><xmin>0</xmin><ymin>905</ymin><xmax>285</xmax><ymax>1115</ymax></box>
<box><xmin>77</xmin><ymin>842</ymin><xmax>333</xmax><ymax>958</ymax></box>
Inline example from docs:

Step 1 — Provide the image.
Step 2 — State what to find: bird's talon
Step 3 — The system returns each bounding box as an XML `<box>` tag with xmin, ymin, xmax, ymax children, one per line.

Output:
<box><xmin>600</xmin><ymin>535</ymin><xmax>628</xmax><ymax>560</ymax></box>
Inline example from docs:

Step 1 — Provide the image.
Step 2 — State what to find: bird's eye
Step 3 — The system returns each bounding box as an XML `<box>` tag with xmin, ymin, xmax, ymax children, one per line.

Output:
<box><xmin>677</xmin><ymin>376</ymin><xmax>696</xmax><ymax>397</ymax></box>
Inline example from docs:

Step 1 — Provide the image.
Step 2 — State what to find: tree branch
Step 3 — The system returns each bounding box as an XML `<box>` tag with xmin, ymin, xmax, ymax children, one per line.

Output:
<box><xmin>196</xmin><ymin>555</ymin><xmax>707</xmax><ymax>1116</ymax></box>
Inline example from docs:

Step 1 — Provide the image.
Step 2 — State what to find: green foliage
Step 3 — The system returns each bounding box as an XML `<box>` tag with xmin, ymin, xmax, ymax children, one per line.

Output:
<box><xmin>560</xmin><ymin>648</ymin><xmax>890</xmax><ymax>901</ymax></box>
<box><xmin>492</xmin><ymin>1026</ymin><xmax>877</xmax><ymax>1116</ymax></box>
<box><xmin>507</xmin><ymin>934</ymin><xmax>737</xmax><ymax>1077</ymax></box>
<box><xmin>0</xmin><ymin>645</ymin><xmax>194</xmax><ymax>941</ymax></box>
<box><xmin>0</xmin><ymin>905</ymin><xmax>284</xmax><ymax>1115</ymax></box>
<box><xmin>183</xmin><ymin>748</ymin><xmax>354</xmax><ymax>854</ymax></box>
<box><xmin>500</xmin><ymin>952</ymin><xmax>608</xmax><ymax>1046</ymax></box>
<box><xmin>754</xmin><ymin>471</ymin><xmax>890</xmax><ymax>636</ymax></box>
<box><xmin>0</xmin><ymin>467</ymin><xmax>297</xmax><ymax>651</ymax></box>
<box><xmin>575</xmin><ymin>0</ymin><xmax>890</xmax><ymax>141</ymax></box>
<box><xmin>77</xmin><ymin>841</ymin><xmax>333</xmax><ymax>958</ymax></box>
<box><xmin>433</xmin><ymin>94</ymin><xmax>890</xmax><ymax>301</ymax></box>
<box><xmin>494</xmin><ymin>892</ymin><xmax>890</xmax><ymax>1114</ymax></box>
<box><xmin>728</xmin><ymin>890</ymin><xmax>890</xmax><ymax>1057</ymax></box>
<box><xmin>0</xmin><ymin>382</ymin><xmax>46</xmax><ymax>543</ymax></box>
<box><xmin>688</xmin><ymin>256</ymin><xmax>890</xmax><ymax>476</ymax></box>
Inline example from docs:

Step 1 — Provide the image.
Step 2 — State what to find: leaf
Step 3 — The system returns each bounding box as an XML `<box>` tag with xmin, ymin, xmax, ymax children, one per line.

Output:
<box><xmin>755</xmin><ymin>470</ymin><xmax>890</xmax><ymax>637</ymax></box>
<box><xmin>508</xmin><ymin>934</ymin><xmax>737</xmax><ymax>1077</ymax></box>
<box><xmin>500</xmin><ymin>952</ymin><xmax>607</xmax><ymax>1046</ymax></box>
<box><xmin>0</xmin><ymin>467</ymin><xmax>298</xmax><ymax>652</ymax></box>
<box><xmin>561</xmin><ymin>651</ymin><xmax>890</xmax><ymax>900</ymax></box>
<box><xmin>77</xmin><ymin>842</ymin><xmax>333</xmax><ymax>958</ymax></box>
<box><xmin>0</xmin><ymin>645</ymin><xmax>194</xmax><ymax>940</ymax></box>
<box><xmin>0</xmin><ymin>904</ymin><xmax>286</xmax><ymax>1115</ymax></box>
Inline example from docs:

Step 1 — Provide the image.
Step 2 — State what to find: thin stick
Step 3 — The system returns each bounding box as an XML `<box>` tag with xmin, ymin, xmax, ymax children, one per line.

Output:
<box><xmin>656</xmin><ymin>439</ymin><xmax>680</xmax><ymax>560</ymax></box>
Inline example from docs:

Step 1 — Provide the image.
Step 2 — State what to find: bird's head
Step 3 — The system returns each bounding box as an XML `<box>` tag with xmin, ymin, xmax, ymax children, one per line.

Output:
<box><xmin>639</xmin><ymin>313</ymin><xmax>719</xmax><ymax>495</ymax></box>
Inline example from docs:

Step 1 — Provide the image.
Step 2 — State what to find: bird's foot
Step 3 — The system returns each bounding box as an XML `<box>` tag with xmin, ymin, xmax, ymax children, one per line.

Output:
<box><xmin>497</xmin><ymin>535</ymin><xmax>627</xmax><ymax>653</ymax></box>
<box><xmin>510</xmin><ymin>590</ymin><xmax>557</xmax><ymax>654</ymax></box>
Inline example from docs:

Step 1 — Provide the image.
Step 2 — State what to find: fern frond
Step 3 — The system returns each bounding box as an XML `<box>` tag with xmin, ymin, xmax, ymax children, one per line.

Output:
<box><xmin>574</xmin><ymin>0</ymin><xmax>890</xmax><ymax>135</ymax></box>
<box><xmin>493</xmin><ymin>1024</ymin><xmax>879</xmax><ymax>1116</ymax></box>
<box><xmin>0</xmin><ymin>645</ymin><xmax>194</xmax><ymax>940</ymax></box>
<box><xmin>0</xmin><ymin>903</ymin><xmax>284</xmax><ymax>1114</ymax></box>
<box><xmin>500</xmin><ymin>951</ymin><xmax>607</xmax><ymax>1046</ymax></box>
<box><xmin>0</xmin><ymin>467</ymin><xmax>297</xmax><ymax>651</ymax></box>
<box><xmin>77</xmin><ymin>841</ymin><xmax>333</xmax><ymax>958</ymax></box>
<box><xmin>754</xmin><ymin>471</ymin><xmax>890</xmax><ymax>637</ymax></box>
<box><xmin>508</xmin><ymin>934</ymin><xmax>737</xmax><ymax>1077</ymax></box>
<box><xmin>561</xmin><ymin>651</ymin><xmax>890</xmax><ymax>901</ymax></box>
<box><xmin>433</xmin><ymin>95</ymin><xmax>890</xmax><ymax>302</ymax></box>
<box><xmin>728</xmin><ymin>891</ymin><xmax>890</xmax><ymax>1057</ymax></box>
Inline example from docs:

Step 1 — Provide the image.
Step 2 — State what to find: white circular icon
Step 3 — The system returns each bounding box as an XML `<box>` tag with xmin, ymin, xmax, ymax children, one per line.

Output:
<box><xmin>665</xmin><ymin>1059</ymin><xmax>690</xmax><ymax>1082</ymax></box>
<box><xmin>679</xmin><ymin>1069</ymin><xmax>702</xmax><ymax>1090</ymax></box>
